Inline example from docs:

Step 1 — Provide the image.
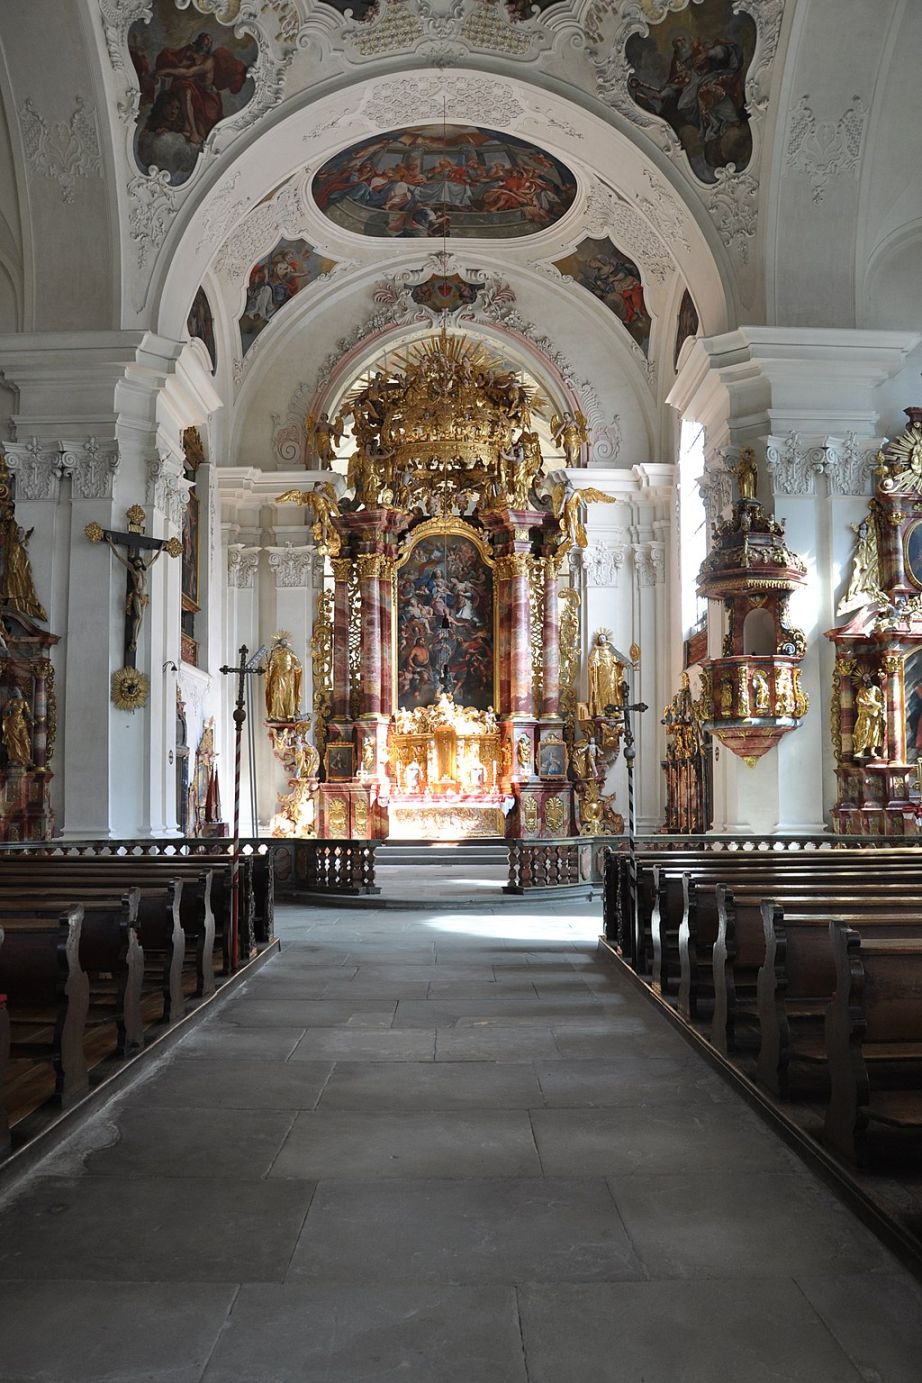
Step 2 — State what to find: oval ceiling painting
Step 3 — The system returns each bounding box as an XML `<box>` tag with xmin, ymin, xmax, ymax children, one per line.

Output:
<box><xmin>312</xmin><ymin>125</ymin><xmax>578</xmax><ymax>239</ymax></box>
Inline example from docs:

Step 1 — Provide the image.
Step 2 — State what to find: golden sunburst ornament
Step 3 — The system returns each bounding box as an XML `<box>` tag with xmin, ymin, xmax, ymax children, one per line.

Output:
<box><xmin>111</xmin><ymin>665</ymin><xmax>150</xmax><ymax>711</ymax></box>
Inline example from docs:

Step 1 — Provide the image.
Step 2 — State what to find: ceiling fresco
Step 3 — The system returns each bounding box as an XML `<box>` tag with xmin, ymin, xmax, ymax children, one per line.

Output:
<box><xmin>312</xmin><ymin>125</ymin><xmax>578</xmax><ymax>239</ymax></box>
<box><xmin>129</xmin><ymin>0</ymin><xmax>258</xmax><ymax>187</ymax></box>
<box><xmin>625</xmin><ymin>0</ymin><xmax>756</xmax><ymax>183</ymax></box>
<box><xmin>673</xmin><ymin>287</ymin><xmax>699</xmax><ymax>369</ymax></box>
<box><xmin>553</xmin><ymin>237</ymin><xmax>652</xmax><ymax>355</ymax></box>
<box><xmin>239</xmin><ymin>238</ymin><xmax>337</xmax><ymax>356</ymax></box>
<box><xmin>187</xmin><ymin>286</ymin><xmax>216</xmax><ymax>372</ymax></box>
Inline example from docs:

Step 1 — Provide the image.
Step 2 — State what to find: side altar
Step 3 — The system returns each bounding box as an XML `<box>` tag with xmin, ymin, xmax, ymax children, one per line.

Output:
<box><xmin>276</xmin><ymin>332</ymin><xmax>619</xmax><ymax>841</ymax></box>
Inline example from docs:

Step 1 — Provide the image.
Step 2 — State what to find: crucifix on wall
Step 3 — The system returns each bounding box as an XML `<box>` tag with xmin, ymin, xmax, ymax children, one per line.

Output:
<box><xmin>86</xmin><ymin>504</ymin><xmax>181</xmax><ymax>706</ymax></box>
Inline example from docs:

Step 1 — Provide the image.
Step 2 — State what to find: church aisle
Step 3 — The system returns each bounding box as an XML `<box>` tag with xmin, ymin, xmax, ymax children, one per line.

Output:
<box><xmin>0</xmin><ymin>902</ymin><xmax>921</xmax><ymax>1382</ymax></box>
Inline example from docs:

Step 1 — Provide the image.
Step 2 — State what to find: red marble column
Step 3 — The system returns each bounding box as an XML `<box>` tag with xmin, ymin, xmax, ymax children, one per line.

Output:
<box><xmin>358</xmin><ymin>553</ymin><xmax>382</xmax><ymax>717</ymax></box>
<box><xmin>330</xmin><ymin>557</ymin><xmax>352</xmax><ymax>719</ymax></box>
<box><xmin>503</xmin><ymin>553</ymin><xmax>533</xmax><ymax>716</ymax></box>
<box><xmin>541</xmin><ymin>555</ymin><xmax>560</xmax><ymax>718</ymax></box>
<box><xmin>379</xmin><ymin>559</ymin><xmax>394</xmax><ymax>718</ymax></box>
<box><xmin>884</xmin><ymin>653</ymin><xmax>906</xmax><ymax>764</ymax></box>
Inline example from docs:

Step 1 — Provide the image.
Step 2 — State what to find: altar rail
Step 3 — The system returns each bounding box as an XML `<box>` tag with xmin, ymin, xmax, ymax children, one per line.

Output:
<box><xmin>290</xmin><ymin>839</ymin><xmax>379</xmax><ymax>895</ymax></box>
<box><xmin>506</xmin><ymin>838</ymin><xmax>587</xmax><ymax>892</ymax></box>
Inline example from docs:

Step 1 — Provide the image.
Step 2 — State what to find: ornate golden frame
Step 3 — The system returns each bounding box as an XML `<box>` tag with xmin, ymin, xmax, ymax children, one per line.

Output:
<box><xmin>902</xmin><ymin>517</ymin><xmax>922</xmax><ymax>591</ymax></box>
<box><xmin>394</xmin><ymin>516</ymin><xmax>498</xmax><ymax>711</ymax></box>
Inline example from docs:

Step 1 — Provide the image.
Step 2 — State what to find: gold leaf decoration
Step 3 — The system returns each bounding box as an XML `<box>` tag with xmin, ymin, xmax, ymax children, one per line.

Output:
<box><xmin>111</xmin><ymin>665</ymin><xmax>150</xmax><ymax>711</ymax></box>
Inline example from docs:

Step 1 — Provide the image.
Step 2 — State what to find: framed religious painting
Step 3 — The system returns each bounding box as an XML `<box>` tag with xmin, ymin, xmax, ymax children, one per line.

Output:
<box><xmin>325</xmin><ymin>740</ymin><xmax>354</xmax><ymax>782</ymax></box>
<box><xmin>905</xmin><ymin>647</ymin><xmax>922</xmax><ymax>765</ymax></box>
<box><xmin>538</xmin><ymin>735</ymin><xmax>568</xmax><ymax>780</ymax></box>
<box><xmin>903</xmin><ymin>517</ymin><xmax>922</xmax><ymax>590</ymax></box>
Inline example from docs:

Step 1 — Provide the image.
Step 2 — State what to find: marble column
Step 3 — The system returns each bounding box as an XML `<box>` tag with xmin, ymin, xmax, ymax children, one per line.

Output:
<box><xmin>379</xmin><ymin>558</ymin><xmax>395</xmax><ymax>718</ymax></box>
<box><xmin>541</xmin><ymin>555</ymin><xmax>560</xmax><ymax>718</ymax></box>
<box><xmin>357</xmin><ymin>554</ymin><xmax>382</xmax><ymax>718</ymax></box>
<box><xmin>330</xmin><ymin>557</ymin><xmax>352</xmax><ymax>720</ymax></box>
<box><xmin>499</xmin><ymin>552</ymin><xmax>532</xmax><ymax>717</ymax></box>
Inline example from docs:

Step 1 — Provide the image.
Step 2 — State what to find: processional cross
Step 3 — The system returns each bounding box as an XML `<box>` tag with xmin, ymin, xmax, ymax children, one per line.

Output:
<box><xmin>85</xmin><ymin>505</ymin><xmax>181</xmax><ymax>668</ymax></box>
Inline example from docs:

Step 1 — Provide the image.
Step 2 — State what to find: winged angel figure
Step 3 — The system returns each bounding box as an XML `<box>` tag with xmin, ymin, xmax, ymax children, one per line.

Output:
<box><xmin>276</xmin><ymin>481</ymin><xmax>342</xmax><ymax>556</ymax></box>
<box><xmin>548</xmin><ymin>477</ymin><xmax>617</xmax><ymax>553</ymax></box>
<box><xmin>550</xmin><ymin>409</ymin><xmax>590</xmax><ymax>467</ymax></box>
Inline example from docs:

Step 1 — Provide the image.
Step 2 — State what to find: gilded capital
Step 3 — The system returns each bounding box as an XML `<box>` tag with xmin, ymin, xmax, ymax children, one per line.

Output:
<box><xmin>330</xmin><ymin>557</ymin><xmax>353</xmax><ymax>582</ymax></box>
<box><xmin>495</xmin><ymin>552</ymin><xmax>531</xmax><ymax>580</ymax></box>
<box><xmin>357</xmin><ymin>553</ymin><xmax>384</xmax><ymax>580</ymax></box>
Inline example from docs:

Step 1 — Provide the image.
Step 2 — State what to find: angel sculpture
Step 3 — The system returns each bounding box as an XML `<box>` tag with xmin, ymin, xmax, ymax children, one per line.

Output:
<box><xmin>548</xmin><ymin>477</ymin><xmax>617</xmax><ymax>553</ymax></box>
<box><xmin>837</xmin><ymin>512</ymin><xmax>883</xmax><ymax>616</ymax></box>
<box><xmin>551</xmin><ymin>409</ymin><xmax>590</xmax><ymax>467</ymax></box>
<box><xmin>305</xmin><ymin>411</ymin><xmax>343</xmax><ymax>468</ymax></box>
<box><xmin>276</xmin><ymin>480</ymin><xmax>342</xmax><ymax>555</ymax></box>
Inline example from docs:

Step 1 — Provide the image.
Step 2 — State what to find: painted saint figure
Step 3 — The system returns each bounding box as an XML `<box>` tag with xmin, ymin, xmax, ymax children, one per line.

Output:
<box><xmin>265</xmin><ymin>633</ymin><xmax>303</xmax><ymax>722</ymax></box>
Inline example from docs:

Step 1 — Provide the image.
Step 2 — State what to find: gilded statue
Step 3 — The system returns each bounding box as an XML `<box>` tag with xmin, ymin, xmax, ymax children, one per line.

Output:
<box><xmin>853</xmin><ymin>683</ymin><xmax>885</xmax><ymax>758</ymax></box>
<box><xmin>837</xmin><ymin>512</ymin><xmax>883</xmax><ymax>616</ymax></box>
<box><xmin>498</xmin><ymin>433</ymin><xmax>543</xmax><ymax>510</ymax></box>
<box><xmin>2</xmin><ymin>687</ymin><xmax>32</xmax><ymax>767</ymax></box>
<box><xmin>548</xmin><ymin>478</ymin><xmax>617</xmax><ymax>553</ymax></box>
<box><xmin>0</xmin><ymin>516</ymin><xmax>47</xmax><ymax>621</ymax></box>
<box><xmin>516</xmin><ymin>733</ymin><xmax>532</xmax><ymax>769</ymax></box>
<box><xmin>736</xmin><ymin>449</ymin><xmax>758</xmax><ymax>501</ymax></box>
<box><xmin>305</xmin><ymin>411</ymin><xmax>343</xmax><ymax>468</ymax></box>
<box><xmin>751</xmin><ymin>669</ymin><xmax>771</xmax><ymax>716</ymax></box>
<box><xmin>550</xmin><ymin>409</ymin><xmax>590</xmax><ymax>467</ymax></box>
<box><xmin>720</xmin><ymin>677</ymin><xmax>734</xmax><ymax>716</ymax></box>
<box><xmin>276</xmin><ymin>481</ymin><xmax>342</xmax><ymax>556</ymax></box>
<box><xmin>572</xmin><ymin>735</ymin><xmax>601</xmax><ymax>780</ymax></box>
<box><xmin>265</xmin><ymin>633</ymin><xmax>303</xmax><ymax>722</ymax></box>
<box><xmin>587</xmin><ymin>630</ymin><xmax>625</xmax><ymax>718</ymax></box>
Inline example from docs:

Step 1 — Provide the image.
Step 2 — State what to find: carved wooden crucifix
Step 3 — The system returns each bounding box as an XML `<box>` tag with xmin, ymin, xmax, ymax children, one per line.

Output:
<box><xmin>85</xmin><ymin>504</ymin><xmax>181</xmax><ymax>668</ymax></box>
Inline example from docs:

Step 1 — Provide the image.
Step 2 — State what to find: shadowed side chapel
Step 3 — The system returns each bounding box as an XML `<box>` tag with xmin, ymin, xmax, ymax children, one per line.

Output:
<box><xmin>1</xmin><ymin>1</ymin><xmax>922</xmax><ymax>1379</ymax></box>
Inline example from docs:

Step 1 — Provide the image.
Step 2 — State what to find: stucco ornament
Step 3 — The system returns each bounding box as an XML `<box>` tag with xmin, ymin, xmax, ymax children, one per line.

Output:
<box><xmin>785</xmin><ymin>95</ymin><xmax>867</xmax><ymax>203</ymax></box>
<box><xmin>19</xmin><ymin>95</ymin><xmax>102</xmax><ymax>204</ymax></box>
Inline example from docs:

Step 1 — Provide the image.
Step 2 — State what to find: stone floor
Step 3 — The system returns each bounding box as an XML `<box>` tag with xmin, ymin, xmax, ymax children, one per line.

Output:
<box><xmin>1</xmin><ymin>899</ymin><xmax>922</xmax><ymax>1382</ymax></box>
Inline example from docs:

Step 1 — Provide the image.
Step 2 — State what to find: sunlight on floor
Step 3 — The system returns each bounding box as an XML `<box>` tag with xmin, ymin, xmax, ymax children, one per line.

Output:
<box><xmin>423</xmin><ymin>912</ymin><xmax>600</xmax><ymax>941</ymax></box>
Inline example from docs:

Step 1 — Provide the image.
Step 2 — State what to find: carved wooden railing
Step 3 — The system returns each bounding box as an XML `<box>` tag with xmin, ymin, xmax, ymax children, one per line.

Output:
<box><xmin>291</xmin><ymin>839</ymin><xmax>379</xmax><ymax>895</ymax></box>
<box><xmin>506</xmin><ymin>837</ymin><xmax>586</xmax><ymax>892</ymax></box>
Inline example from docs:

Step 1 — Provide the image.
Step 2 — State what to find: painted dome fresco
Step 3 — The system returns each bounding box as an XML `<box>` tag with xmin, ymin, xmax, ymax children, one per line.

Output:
<box><xmin>312</xmin><ymin>125</ymin><xmax>578</xmax><ymax>240</ymax></box>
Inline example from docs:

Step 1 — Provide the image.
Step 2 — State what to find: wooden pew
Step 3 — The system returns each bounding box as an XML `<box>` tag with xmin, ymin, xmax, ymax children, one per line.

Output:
<box><xmin>0</xmin><ymin>890</ymin><xmax>144</xmax><ymax>1056</ymax></box>
<box><xmin>709</xmin><ymin>885</ymin><xmax>922</xmax><ymax>1057</ymax></box>
<box><xmin>824</xmin><ymin>922</ymin><xmax>922</xmax><ymax>1166</ymax></box>
<box><xmin>0</xmin><ymin>907</ymin><xmax>90</xmax><ymax>1106</ymax></box>
<box><xmin>0</xmin><ymin>878</ymin><xmax>185</xmax><ymax>1026</ymax></box>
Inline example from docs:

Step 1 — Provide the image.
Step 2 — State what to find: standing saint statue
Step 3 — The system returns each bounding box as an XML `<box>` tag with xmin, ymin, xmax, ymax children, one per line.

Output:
<box><xmin>0</xmin><ymin>516</ymin><xmax>47</xmax><ymax>621</ymax></box>
<box><xmin>853</xmin><ymin>683</ymin><xmax>886</xmax><ymax>758</ymax></box>
<box><xmin>2</xmin><ymin>687</ymin><xmax>32</xmax><ymax>767</ymax></box>
<box><xmin>264</xmin><ymin>633</ymin><xmax>303</xmax><ymax>722</ymax></box>
<box><xmin>587</xmin><ymin>630</ymin><xmax>625</xmax><ymax>718</ymax></box>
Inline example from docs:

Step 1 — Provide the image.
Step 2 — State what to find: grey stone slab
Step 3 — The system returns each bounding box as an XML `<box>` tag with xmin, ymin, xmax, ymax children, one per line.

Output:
<box><xmin>270</xmin><ymin>1110</ymin><xmax>541</xmax><ymax>1180</ymax></box>
<box><xmin>290</xmin><ymin>1028</ymin><xmax>436</xmax><ymax>1062</ymax></box>
<box><xmin>534</xmin><ymin>1058</ymin><xmax>733</xmax><ymax>1106</ymax></box>
<box><xmin>251</xmin><ymin>964</ymin><xmax>359</xmax><ymax>983</ymax></box>
<box><xmin>425</xmin><ymin>980</ymin><xmax>540</xmax><ymax>1000</ymax></box>
<box><xmin>201</xmin><ymin>1284</ymin><xmax>527</xmax><ymax>1383</ymax></box>
<box><xmin>126</xmin><ymin>1058</ymin><xmax>334</xmax><ymax>1110</ymax></box>
<box><xmin>272</xmin><ymin>948</ymin><xmax>354</xmax><ymax>966</ymax></box>
<box><xmin>174</xmin><ymin>1024</ymin><xmax>306</xmax><ymax>1061</ymax></box>
<box><xmin>216</xmin><ymin>998</ymin><xmax>397</xmax><ymax>1027</ymax></box>
<box><xmin>0</xmin><ymin>1176</ymin><xmax>315</xmax><ymax>1282</ymax></box>
<box><xmin>612</xmin><ymin>1171</ymin><xmax>892</xmax><ymax>1278</ymax></box>
<box><xmin>318</xmin><ymin>1060</ymin><xmax>543</xmax><ymax>1111</ymax></box>
<box><xmin>435</xmin><ymin>1025</ymin><xmax>562</xmax><ymax>1062</ymax></box>
<box><xmin>288</xmin><ymin>1177</ymin><xmax>642</xmax><ymax>1284</ymax></box>
<box><xmin>0</xmin><ymin>1280</ymin><xmax>238</xmax><ymax>1383</ymax></box>
<box><xmin>79</xmin><ymin>1105</ymin><xmax>296</xmax><ymax>1180</ymax></box>
<box><xmin>518</xmin><ymin>1281</ymin><xmax>865</xmax><ymax>1383</ymax></box>
<box><xmin>349</xmin><ymin>964</ymin><xmax>501</xmax><ymax>982</ymax></box>
<box><xmin>392</xmin><ymin>996</ymin><xmax>630</xmax><ymax>1030</ymax></box>
<box><xmin>531</xmin><ymin>1105</ymin><xmax>796</xmax><ymax>1176</ymax></box>
<box><xmin>795</xmin><ymin>1272</ymin><xmax>922</xmax><ymax>1383</ymax></box>
<box><xmin>550</xmin><ymin>1023</ymin><xmax>686</xmax><ymax>1059</ymax></box>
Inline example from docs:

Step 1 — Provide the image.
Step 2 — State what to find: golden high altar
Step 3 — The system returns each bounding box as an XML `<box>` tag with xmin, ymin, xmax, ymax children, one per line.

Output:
<box><xmin>277</xmin><ymin>332</ymin><xmax>619</xmax><ymax>841</ymax></box>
